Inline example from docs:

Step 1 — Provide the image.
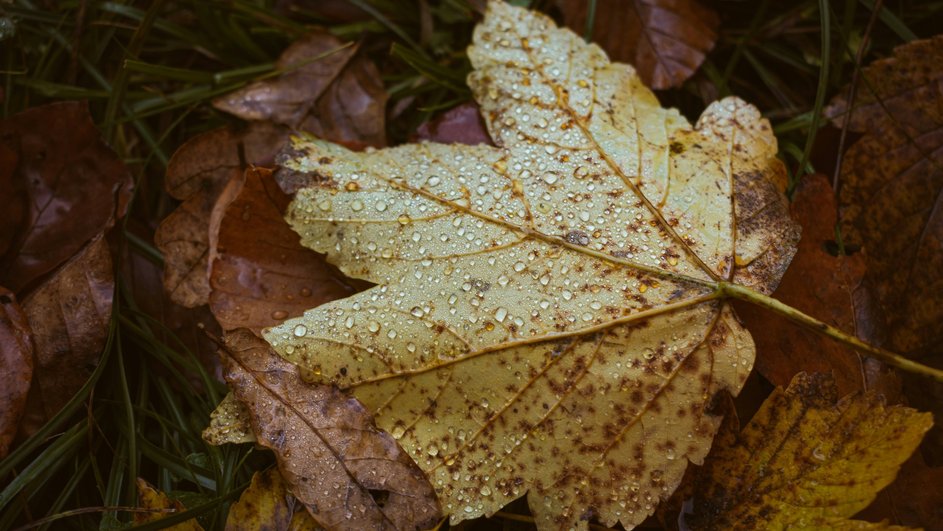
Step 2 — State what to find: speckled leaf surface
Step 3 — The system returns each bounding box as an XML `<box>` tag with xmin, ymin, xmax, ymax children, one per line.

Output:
<box><xmin>268</xmin><ymin>2</ymin><xmax>797</xmax><ymax>529</ymax></box>
<box><xmin>683</xmin><ymin>373</ymin><xmax>931</xmax><ymax>529</ymax></box>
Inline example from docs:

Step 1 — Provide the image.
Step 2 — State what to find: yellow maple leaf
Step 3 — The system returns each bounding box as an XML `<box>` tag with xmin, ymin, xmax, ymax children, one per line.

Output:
<box><xmin>682</xmin><ymin>373</ymin><xmax>931</xmax><ymax>530</ymax></box>
<box><xmin>265</xmin><ymin>1</ymin><xmax>799</xmax><ymax>529</ymax></box>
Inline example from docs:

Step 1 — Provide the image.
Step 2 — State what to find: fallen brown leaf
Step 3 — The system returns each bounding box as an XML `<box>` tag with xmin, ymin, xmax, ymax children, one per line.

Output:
<box><xmin>156</xmin><ymin>123</ymin><xmax>288</xmax><ymax>307</ymax></box>
<box><xmin>212</xmin><ymin>32</ymin><xmax>358</xmax><ymax>129</ymax></box>
<box><xmin>827</xmin><ymin>35</ymin><xmax>943</xmax><ymax>358</ymax></box>
<box><xmin>0</xmin><ymin>101</ymin><xmax>131</xmax><ymax>294</ymax></box>
<box><xmin>0</xmin><ymin>286</ymin><xmax>32</xmax><ymax>459</ymax></box>
<box><xmin>221</xmin><ymin>329</ymin><xmax>441</xmax><ymax>530</ymax></box>
<box><xmin>558</xmin><ymin>0</ymin><xmax>719</xmax><ymax>89</ymax></box>
<box><xmin>298</xmin><ymin>54</ymin><xmax>388</xmax><ymax>150</ymax></box>
<box><xmin>736</xmin><ymin>174</ymin><xmax>899</xmax><ymax>397</ymax></box>
<box><xmin>859</xmin><ymin>452</ymin><xmax>943</xmax><ymax>529</ymax></box>
<box><xmin>225</xmin><ymin>468</ymin><xmax>319</xmax><ymax>531</ymax></box>
<box><xmin>21</xmin><ymin>235</ymin><xmax>113</xmax><ymax>424</ymax></box>
<box><xmin>209</xmin><ymin>168</ymin><xmax>360</xmax><ymax>334</ymax></box>
<box><xmin>413</xmin><ymin>102</ymin><xmax>493</xmax><ymax>146</ymax></box>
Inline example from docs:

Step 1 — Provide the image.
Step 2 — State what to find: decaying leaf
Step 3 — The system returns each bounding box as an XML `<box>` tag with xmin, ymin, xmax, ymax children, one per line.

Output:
<box><xmin>156</xmin><ymin>123</ymin><xmax>288</xmax><ymax>307</ymax></box>
<box><xmin>736</xmin><ymin>174</ymin><xmax>897</xmax><ymax>397</ymax></box>
<box><xmin>682</xmin><ymin>372</ymin><xmax>931</xmax><ymax>529</ymax></box>
<box><xmin>827</xmin><ymin>35</ymin><xmax>943</xmax><ymax>358</ymax></box>
<box><xmin>22</xmin><ymin>235</ymin><xmax>113</xmax><ymax>423</ymax></box>
<box><xmin>860</xmin><ymin>452</ymin><xmax>943</xmax><ymax>528</ymax></box>
<box><xmin>209</xmin><ymin>168</ymin><xmax>360</xmax><ymax>334</ymax></box>
<box><xmin>558</xmin><ymin>0</ymin><xmax>719</xmax><ymax>89</ymax></box>
<box><xmin>0</xmin><ymin>286</ymin><xmax>32</xmax><ymax>459</ymax></box>
<box><xmin>0</xmin><ymin>101</ymin><xmax>131</xmax><ymax>294</ymax></box>
<box><xmin>134</xmin><ymin>478</ymin><xmax>204</xmax><ymax>530</ymax></box>
<box><xmin>221</xmin><ymin>329</ymin><xmax>441</xmax><ymax>530</ymax></box>
<box><xmin>267</xmin><ymin>2</ymin><xmax>797</xmax><ymax>529</ymax></box>
<box><xmin>213</xmin><ymin>31</ymin><xmax>387</xmax><ymax>150</ymax></box>
<box><xmin>225</xmin><ymin>468</ymin><xmax>319</xmax><ymax>531</ymax></box>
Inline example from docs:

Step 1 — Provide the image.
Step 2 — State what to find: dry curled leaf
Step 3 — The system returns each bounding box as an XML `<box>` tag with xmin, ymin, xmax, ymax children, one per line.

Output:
<box><xmin>267</xmin><ymin>2</ymin><xmax>797</xmax><ymax>529</ymax></box>
<box><xmin>827</xmin><ymin>35</ymin><xmax>943</xmax><ymax>358</ymax></box>
<box><xmin>22</xmin><ymin>235</ymin><xmax>113</xmax><ymax>424</ymax></box>
<box><xmin>0</xmin><ymin>286</ymin><xmax>32</xmax><ymax>459</ymax></box>
<box><xmin>134</xmin><ymin>478</ymin><xmax>204</xmax><ymax>530</ymax></box>
<box><xmin>225</xmin><ymin>468</ymin><xmax>319</xmax><ymax>531</ymax></box>
<box><xmin>0</xmin><ymin>101</ymin><xmax>131</xmax><ymax>295</ymax></box>
<box><xmin>156</xmin><ymin>123</ymin><xmax>288</xmax><ymax>307</ymax></box>
<box><xmin>209</xmin><ymin>168</ymin><xmax>360</xmax><ymax>334</ymax></box>
<box><xmin>559</xmin><ymin>0</ymin><xmax>719</xmax><ymax>89</ymax></box>
<box><xmin>221</xmin><ymin>329</ymin><xmax>441</xmax><ymax>530</ymax></box>
<box><xmin>737</xmin><ymin>174</ymin><xmax>898</xmax><ymax>397</ymax></box>
<box><xmin>682</xmin><ymin>372</ymin><xmax>931</xmax><ymax>529</ymax></box>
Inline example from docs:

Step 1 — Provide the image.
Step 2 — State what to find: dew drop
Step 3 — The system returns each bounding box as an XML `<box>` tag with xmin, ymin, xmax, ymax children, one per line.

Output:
<box><xmin>494</xmin><ymin>307</ymin><xmax>508</xmax><ymax>322</ymax></box>
<box><xmin>271</xmin><ymin>310</ymin><xmax>288</xmax><ymax>320</ymax></box>
<box><xmin>513</xmin><ymin>261</ymin><xmax>526</xmax><ymax>272</ymax></box>
<box><xmin>317</xmin><ymin>199</ymin><xmax>332</xmax><ymax>211</ymax></box>
<box><xmin>367</xmin><ymin>321</ymin><xmax>381</xmax><ymax>333</ymax></box>
<box><xmin>292</xmin><ymin>324</ymin><xmax>307</xmax><ymax>337</ymax></box>
<box><xmin>391</xmin><ymin>426</ymin><xmax>405</xmax><ymax>439</ymax></box>
<box><xmin>375</xmin><ymin>201</ymin><xmax>388</xmax><ymax>212</ymax></box>
<box><xmin>350</xmin><ymin>200</ymin><xmax>364</xmax><ymax>212</ymax></box>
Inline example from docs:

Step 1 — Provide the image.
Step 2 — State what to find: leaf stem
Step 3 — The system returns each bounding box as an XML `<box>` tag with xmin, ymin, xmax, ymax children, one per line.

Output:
<box><xmin>718</xmin><ymin>282</ymin><xmax>943</xmax><ymax>383</ymax></box>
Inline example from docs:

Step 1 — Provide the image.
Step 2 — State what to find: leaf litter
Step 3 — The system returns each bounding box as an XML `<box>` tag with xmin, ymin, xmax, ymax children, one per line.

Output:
<box><xmin>266</xmin><ymin>2</ymin><xmax>799</xmax><ymax>528</ymax></box>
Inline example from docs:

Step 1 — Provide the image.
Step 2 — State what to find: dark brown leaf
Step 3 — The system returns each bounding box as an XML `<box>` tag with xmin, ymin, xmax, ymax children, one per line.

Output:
<box><xmin>209</xmin><ymin>168</ymin><xmax>360</xmax><ymax>333</ymax></box>
<box><xmin>828</xmin><ymin>35</ymin><xmax>943</xmax><ymax>358</ymax></box>
<box><xmin>0</xmin><ymin>286</ymin><xmax>32</xmax><ymax>459</ymax></box>
<box><xmin>413</xmin><ymin>102</ymin><xmax>493</xmax><ymax>146</ymax></box>
<box><xmin>212</xmin><ymin>33</ymin><xmax>358</xmax><ymax>129</ymax></box>
<box><xmin>299</xmin><ymin>54</ymin><xmax>389</xmax><ymax>150</ymax></box>
<box><xmin>859</xmin><ymin>452</ymin><xmax>943</xmax><ymax>529</ymax></box>
<box><xmin>156</xmin><ymin>123</ymin><xmax>288</xmax><ymax>307</ymax></box>
<box><xmin>21</xmin><ymin>235</ymin><xmax>113</xmax><ymax>423</ymax></box>
<box><xmin>0</xmin><ymin>101</ymin><xmax>132</xmax><ymax>294</ymax></box>
<box><xmin>558</xmin><ymin>0</ymin><xmax>719</xmax><ymax>89</ymax></box>
<box><xmin>736</xmin><ymin>174</ymin><xmax>899</xmax><ymax>397</ymax></box>
<box><xmin>221</xmin><ymin>329</ymin><xmax>441</xmax><ymax>531</ymax></box>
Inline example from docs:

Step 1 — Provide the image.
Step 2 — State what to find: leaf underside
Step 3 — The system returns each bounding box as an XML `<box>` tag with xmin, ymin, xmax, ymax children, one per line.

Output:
<box><xmin>266</xmin><ymin>2</ymin><xmax>797</xmax><ymax>529</ymax></box>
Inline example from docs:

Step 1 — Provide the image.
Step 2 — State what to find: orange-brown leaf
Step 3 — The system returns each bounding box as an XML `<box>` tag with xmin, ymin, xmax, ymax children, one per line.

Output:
<box><xmin>209</xmin><ymin>168</ymin><xmax>361</xmax><ymax>334</ymax></box>
<box><xmin>221</xmin><ymin>329</ymin><xmax>441</xmax><ymax>530</ymax></box>
<box><xmin>156</xmin><ymin>123</ymin><xmax>288</xmax><ymax>307</ymax></box>
<box><xmin>559</xmin><ymin>0</ymin><xmax>719</xmax><ymax>89</ymax></box>
<box><xmin>737</xmin><ymin>174</ymin><xmax>899</xmax><ymax>397</ymax></box>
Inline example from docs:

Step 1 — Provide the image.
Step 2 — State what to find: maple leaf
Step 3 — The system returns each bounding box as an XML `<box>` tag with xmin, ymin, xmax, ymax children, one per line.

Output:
<box><xmin>266</xmin><ymin>1</ymin><xmax>798</xmax><ymax>529</ymax></box>
<box><xmin>682</xmin><ymin>373</ymin><xmax>931</xmax><ymax>529</ymax></box>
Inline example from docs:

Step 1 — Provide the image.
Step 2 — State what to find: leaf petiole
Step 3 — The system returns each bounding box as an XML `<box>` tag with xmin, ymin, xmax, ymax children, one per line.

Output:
<box><xmin>717</xmin><ymin>281</ymin><xmax>943</xmax><ymax>383</ymax></box>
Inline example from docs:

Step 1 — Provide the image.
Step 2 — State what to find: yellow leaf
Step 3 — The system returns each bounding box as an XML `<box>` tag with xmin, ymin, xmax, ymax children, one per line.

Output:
<box><xmin>682</xmin><ymin>373</ymin><xmax>931</xmax><ymax>529</ymax></box>
<box><xmin>203</xmin><ymin>392</ymin><xmax>255</xmax><ymax>446</ymax></box>
<box><xmin>134</xmin><ymin>478</ymin><xmax>203</xmax><ymax>530</ymax></box>
<box><xmin>266</xmin><ymin>1</ymin><xmax>798</xmax><ymax>529</ymax></box>
<box><xmin>225</xmin><ymin>468</ymin><xmax>319</xmax><ymax>531</ymax></box>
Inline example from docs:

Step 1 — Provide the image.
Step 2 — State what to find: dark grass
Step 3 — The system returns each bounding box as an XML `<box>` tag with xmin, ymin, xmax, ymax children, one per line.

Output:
<box><xmin>1</xmin><ymin>0</ymin><xmax>940</xmax><ymax>529</ymax></box>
